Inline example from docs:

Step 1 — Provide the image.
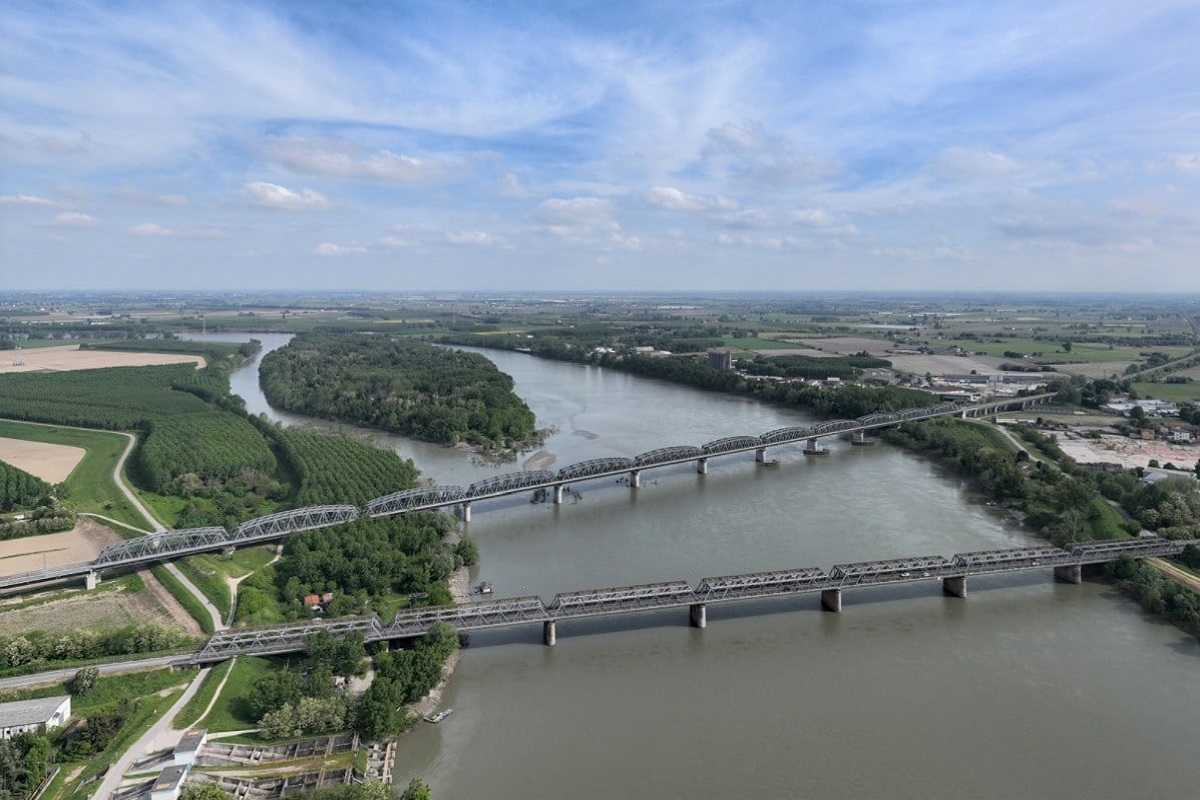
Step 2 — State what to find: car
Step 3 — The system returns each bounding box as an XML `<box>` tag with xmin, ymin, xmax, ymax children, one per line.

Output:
<box><xmin>900</xmin><ymin>571</ymin><xmax>911</xmax><ymax>578</ymax></box>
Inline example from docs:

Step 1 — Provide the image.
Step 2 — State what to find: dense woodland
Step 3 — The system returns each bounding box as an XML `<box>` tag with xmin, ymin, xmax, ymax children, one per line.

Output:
<box><xmin>0</xmin><ymin>623</ymin><xmax>194</xmax><ymax>672</ymax></box>
<box><xmin>273</xmin><ymin>514</ymin><xmax>471</xmax><ymax>614</ymax></box>
<box><xmin>260</xmin><ymin>333</ymin><xmax>537</xmax><ymax>449</ymax></box>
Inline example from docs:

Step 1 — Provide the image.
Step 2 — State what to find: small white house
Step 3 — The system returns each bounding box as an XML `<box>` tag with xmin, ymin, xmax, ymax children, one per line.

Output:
<box><xmin>150</xmin><ymin>765</ymin><xmax>190</xmax><ymax>800</ymax></box>
<box><xmin>173</xmin><ymin>729</ymin><xmax>207</xmax><ymax>766</ymax></box>
<box><xmin>0</xmin><ymin>696</ymin><xmax>71</xmax><ymax>739</ymax></box>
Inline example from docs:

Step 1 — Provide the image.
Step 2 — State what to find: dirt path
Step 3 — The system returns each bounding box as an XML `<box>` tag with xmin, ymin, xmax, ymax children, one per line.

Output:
<box><xmin>1147</xmin><ymin>558</ymin><xmax>1200</xmax><ymax>594</ymax></box>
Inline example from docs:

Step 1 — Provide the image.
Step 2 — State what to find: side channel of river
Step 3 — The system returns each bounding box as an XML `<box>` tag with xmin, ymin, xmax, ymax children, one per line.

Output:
<box><xmin>198</xmin><ymin>333</ymin><xmax>1200</xmax><ymax>799</ymax></box>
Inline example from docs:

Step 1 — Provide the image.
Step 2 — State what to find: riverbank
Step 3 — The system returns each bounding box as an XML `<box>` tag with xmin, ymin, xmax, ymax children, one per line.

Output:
<box><xmin>404</xmin><ymin>526</ymin><xmax>471</xmax><ymax>720</ymax></box>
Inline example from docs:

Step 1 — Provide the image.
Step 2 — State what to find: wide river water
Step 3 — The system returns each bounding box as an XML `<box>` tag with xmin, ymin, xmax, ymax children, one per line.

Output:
<box><xmin>199</xmin><ymin>333</ymin><xmax>1199</xmax><ymax>799</ymax></box>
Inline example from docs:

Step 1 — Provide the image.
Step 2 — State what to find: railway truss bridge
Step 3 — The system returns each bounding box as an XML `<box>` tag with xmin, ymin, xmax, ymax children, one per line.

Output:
<box><xmin>0</xmin><ymin>395</ymin><xmax>1053</xmax><ymax>595</ymax></box>
<box><xmin>190</xmin><ymin>536</ymin><xmax>1182</xmax><ymax>659</ymax></box>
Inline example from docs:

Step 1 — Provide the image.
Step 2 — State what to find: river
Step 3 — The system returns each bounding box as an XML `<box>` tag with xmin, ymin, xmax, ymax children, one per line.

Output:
<box><xmin>197</xmin><ymin>332</ymin><xmax>1200</xmax><ymax>799</ymax></box>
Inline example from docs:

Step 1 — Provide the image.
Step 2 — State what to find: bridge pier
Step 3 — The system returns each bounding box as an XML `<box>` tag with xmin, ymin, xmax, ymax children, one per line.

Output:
<box><xmin>222</xmin><ymin>546</ymin><xmax>236</xmax><ymax>556</ymax></box>
<box><xmin>696</xmin><ymin>457</ymin><xmax>708</xmax><ymax>475</ymax></box>
<box><xmin>851</xmin><ymin>431</ymin><xmax>873</xmax><ymax>446</ymax></box>
<box><xmin>84</xmin><ymin>571</ymin><xmax>99</xmax><ymax>591</ymax></box>
<box><xmin>553</xmin><ymin>484</ymin><xmax>564</xmax><ymax>505</ymax></box>
<box><xmin>755</xmin><ymin>447</ymin><xmax>767</xmax><ymax>463</ymax></box>
<box><xmin>689</xmin><ymin>603</ymin><xmax>707</xmax><ymax>628</ymax></box>
<box><xmin>543</xmin><ymin>620</ymin><xmax>557</xmax><ymax>646</ymax></box>
<box><xmin>459</xmin><ymin>503</ymin><xmax>472</xmax><ymax>524</ymax></box>
<box><xmin>942</xmin><ymin>575</ymin><xmax>967</xmax><ymax>598</ymax></box>
<box><xmin>630</xmin><ymin>470</ymin><xmax>641</xmax><ymax>489</ymax></box>
<box><xmin>1054</xmin><ymin>565</ymin><xmax>1082</xmax><ymax>584</ymax></box>
<box><xmin>804</xmin><ymin>438</ymin><xmax>828</xmax><ymax>455</ymax></box>
<box><xmin>820</xmin><ymin>589</ymin><xmax>842</xmax><ymax>612</ymax></box>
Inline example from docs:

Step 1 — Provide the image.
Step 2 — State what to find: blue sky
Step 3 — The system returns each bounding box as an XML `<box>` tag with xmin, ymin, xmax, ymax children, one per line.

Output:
<box><xmin>2</xmin><ymin>0</ymin><xmax>1198</xmax><ymax>292</ymax></box>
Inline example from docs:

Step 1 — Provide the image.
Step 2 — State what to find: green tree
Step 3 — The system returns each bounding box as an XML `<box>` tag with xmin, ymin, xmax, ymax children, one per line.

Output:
<box><xmin>69</xmin><ymin>665</ymin><xmax>100</xmax><ymax>697</ymax></box>
<box><xmin>181</xmin><ymin>782</ymin><xmax>230</xmax><ymax>800</ymax></box>
<box><xmin>400</xmin><ymin>779</ymin><xmax>432</xmax><ymax>800</ymax></box>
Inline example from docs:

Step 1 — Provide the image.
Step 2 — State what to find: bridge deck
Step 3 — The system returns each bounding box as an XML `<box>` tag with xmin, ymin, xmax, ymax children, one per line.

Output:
<box><xmin>184</xmin><ymin>535</ymin><xmax>1182</xmax><ymax>661</ymax></box>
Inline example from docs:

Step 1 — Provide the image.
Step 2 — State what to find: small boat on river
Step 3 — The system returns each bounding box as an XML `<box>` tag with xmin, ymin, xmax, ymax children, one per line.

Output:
<box><xmin>425</xmin><ymin>708</ymin><xmax>454</xmax><ymax>724</ymax></box>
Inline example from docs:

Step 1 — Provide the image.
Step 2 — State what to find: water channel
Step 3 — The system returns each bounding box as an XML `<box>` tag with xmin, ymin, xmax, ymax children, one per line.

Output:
<box><xmin>199</xmin><ymin>332</ymin><xmax>1200</xmax><ymax>799</ymax></box>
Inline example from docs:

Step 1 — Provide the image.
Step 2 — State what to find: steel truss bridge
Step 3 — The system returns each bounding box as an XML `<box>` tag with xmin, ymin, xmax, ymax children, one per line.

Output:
<box><xmin>0</xmin><ymin>395</ymin><xmax>1052</xmax><ymax>595</ymax></box>
<box><xmin>190</xmin><ymin>536</ymin><xmax>1183</xmax><ymax>659</ymax></box>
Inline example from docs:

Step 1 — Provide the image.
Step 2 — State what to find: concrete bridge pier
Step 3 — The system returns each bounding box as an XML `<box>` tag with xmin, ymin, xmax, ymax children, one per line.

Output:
<box><xmin>804</xmin><ymin>438</ymin><xmax>828</xmax><ymax>455</ymax></box>
<box><xmin>1054</xmin><ymin>564</ymin><xmax>1082</xmax><ymax>584</ymax></box>
<box><xmin>553</xmin><ymin>484</ymin><xmax>564</xmax><ymax>505</ymax></box>
<box><xmin>222</xmin><ymin>546</ymin><xmax>236</xmax><ymax>556</ymax></box>
<box><xmin>689</xmin><ymin>603</ymin><xmax>707</xmax><ymax>628</ymax></box>
<box><xmin>630</xmin><ymin>470</ymin><xmax>641</xmax><ymax>489</ymax></box>
<box><xmin>84</xmin><ymin>571</ymin><xmax>99</xmax><ymax>591</ymax></box>
<box><xmin>820</xmin><ymin>589</ymin><xmax>842</xmax><ymax>612</ymax></box>
<box><xmin>942</xmin><ymin>575</ymin><xmax>967</xmax><ymax>598</ymax></box>
<box><xmin>459</xmin><ymin>502</ymin><xmax>472</xmax><ymax>524</ymax></box>
<box><xmin>697</xmin><ymin>457</ymin><xmax>708</xmax><ymax>475</ymax></box>
<box><xmin>851</xmin><ymin>431</ymin><xmax>872</xmax><ymax>446</ymax></box>
<box><xmin>543</xmin><ymin>620</ymin><xmax>557</xmax><ymax>646</ymax></box>
<box><xmin>755</xmin><ymin>447</ymin><xmax>767</xmax><ymax>463</ymax></box>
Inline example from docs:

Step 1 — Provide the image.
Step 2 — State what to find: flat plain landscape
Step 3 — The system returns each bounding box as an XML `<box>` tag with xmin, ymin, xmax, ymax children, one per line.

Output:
<box><xmin>0</xmin><ymin>344</ymin><xmax>204</xmax><ymax>374</ymax></box>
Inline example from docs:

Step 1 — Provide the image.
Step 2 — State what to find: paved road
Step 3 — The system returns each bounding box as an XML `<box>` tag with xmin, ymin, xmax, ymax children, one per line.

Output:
<box><xmin>94</xmin><ymin>666</ymin><xmax>211</xmax><ymax>800</ymax></box>
<box><xmin>0</xmin><ymin>654</ymin><xmax>189</xmax><ymax>691</ymax></box>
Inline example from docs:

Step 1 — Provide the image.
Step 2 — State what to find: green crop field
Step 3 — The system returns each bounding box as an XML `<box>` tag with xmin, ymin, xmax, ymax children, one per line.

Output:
<box><xmin>1131</xmin><ymin>381</ymin><xmax>1200</xmax><ymax>403</ymax></box>
<box><xmin>0</xmin><ymin>419</ymin><xmax>147</xmax><ymax>528</ymax></box>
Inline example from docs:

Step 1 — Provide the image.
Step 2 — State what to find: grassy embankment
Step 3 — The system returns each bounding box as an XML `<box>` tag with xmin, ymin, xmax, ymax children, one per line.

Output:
<box><xmin>0</xmin><ymin>419</ymin><xmax>147</xmax><ymax>530</ymax></box>
<box><xmin>194</xmin><ymin>655</ymin><xmax>275</xmax><ymax>732</ymax></box>
<box><xmin>149</xmin><ymin>564</ymin><xmax>216</xmax><ymax>636</ymax></box>
<box><xmin>174</xmin><ymin>546</ymin><xmax>278</xmax><ymax>624</ymax></box>
<box><xmin>173</xmin><ymin>657</ymin><xmax>235</xmax><ymax>729</ymax></box>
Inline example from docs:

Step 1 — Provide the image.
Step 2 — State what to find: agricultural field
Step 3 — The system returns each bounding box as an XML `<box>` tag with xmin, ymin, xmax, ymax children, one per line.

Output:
<box><xmin>1130</xmin><ymin>380</ymin><xmax>1200</xmax><ymax>403</ymax></box>
<box><xmin>0</xmin><ymin>419</ymin><xmax>145</xmax><ymax>528</ymax></box>
<box><xmin>0</xmin><ymin>437</ymin><xmax>85</xmax><ymax>484</ymax></box>
<box><xmin>0</xmin><ymin>569</ymin><xmax>204</xmax><ymax>638</ymax></box>
<box><xmin>0</xmin><ymin>343</ymin><xmax>205</xmax><ymax>374</ymax></box>
<box><xmin>0</xmin><ymin>517</ymin><xmax>120</xmax><ymax>575</ymax></box>
<box><xmin>277</xmin><ymin>427</ymin><xmax>419</xmax><ymax>506</ymax></box>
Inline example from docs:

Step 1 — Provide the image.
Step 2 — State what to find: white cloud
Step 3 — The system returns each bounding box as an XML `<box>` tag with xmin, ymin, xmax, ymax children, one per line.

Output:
<box><xmin>645</xmin><ymin>187</ymin><xmax>738</xmax><ymax>212</ymax></box>
<box><xmin>445</xmin><ymin>230</ymin><xmax>501</xmax><ymax>246</ymax></box>
<box><xmin>268</xmin><ymin>138</ymin><xmax>464</xmax><ymax>184</ymax></box>
<box><xmin>528</xmin><ymin>197</ymin><xmax>617</xmax><ymax>233</ymax></box>
<box><xmin>129</xmin><ymin>223</ymin><xmax>225</xmax><ymax>238</ymax></box>
<box><xmin>1175</xmin><ymin>154</ymin><xmax>1200</xmax><ymax>174</ymax></box>
<box><xmin>52</xmin><ymin>212</ymin><xmax>98</xmax><ymax>228</ymax></box>
<box><xmin>0</xmin><ymin>194</ymin><xmax>58</xmax><ymax>207</ymax></box>
<box><xmin>313</xmin><ymin>242</ymin><xmax>366</xmax><ymax>256</ymax></box>
<box><xmin>934</xmin><ymin>147</ymin><xmax>1023</xmax><ymax>181</ymax></box>
<box><xmin>378</xmin><ymin>236</ymin><xmax>412</xmax><ymax>249</ymax></box>
<box><xmin>241</xmin><ymin>182</ymin><xmax>331</xmax><ymax>212</ymax></box>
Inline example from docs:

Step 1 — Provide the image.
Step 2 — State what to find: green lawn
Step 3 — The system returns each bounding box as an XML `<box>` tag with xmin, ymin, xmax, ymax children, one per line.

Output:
<box><xmin>198</xmin><ymin>655</ymin><xmax>277</xmax><ymax>731</ymax></box>
<box><xmin>173</xmin><ymin>658</ymin><xmax>234</xmax><ymax>729</ymax></box>
<box><xmin>0</xmin><ymin>419</ymin><xmax>149</xmax><ymax>529</ymax></box>
<box><xmin>722</xmin><ymin>336</ymin><xmax>811</xmax><ymax>351</ymax></box>
<box><xmin>1131</xmin><ymin>381</ymin><xmax>1200</xmax><ymax>403</ymax></box>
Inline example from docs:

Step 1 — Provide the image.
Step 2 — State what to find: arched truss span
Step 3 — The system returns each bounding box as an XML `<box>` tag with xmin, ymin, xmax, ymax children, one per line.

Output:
<box><xmin>758</xmin><ymin>427</ymin><xmax>812</xmax><ymax>446</ymax></box>
<box><xmin>556</xmin><ymin>458</ymin><xmax>634</xmax><ymax>482</ymax></box>
<box><xmin>634</xmin><ymin>446</ymin><xmax>703</xmax><ymax>467</ymax></box>
<box><xmin>94</xmin><ymin>527</ymin><xmax>230</xmax><ymax>565</ymax></box>
<box><xmin>365</xmin><ymin>486</ymin><xmax>465</xmax><ymax>516</ymax></box>
<box><xmin>467</xmin><ymin>470</ymin><xmax>557</xmax><ymax>498</ymax></box>
<box><xmin>701</xmin><ymin>436</ymin><xmax>761</xmax><ymax>456</ymax></box>
<box><xmin>231</xmin><ymin>505</ymin><xmax>359</xmax><ymax>542</ymax></box>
